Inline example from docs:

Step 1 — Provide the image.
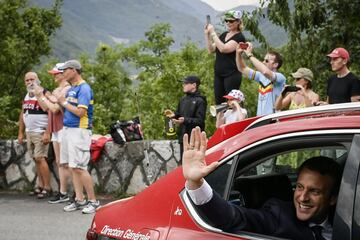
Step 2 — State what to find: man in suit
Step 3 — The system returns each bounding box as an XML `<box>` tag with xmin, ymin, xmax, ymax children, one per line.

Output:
<box><xmin>182</xmin><ymin>127</ymin><xmax>341</xmax><ymax>240</ymax></box>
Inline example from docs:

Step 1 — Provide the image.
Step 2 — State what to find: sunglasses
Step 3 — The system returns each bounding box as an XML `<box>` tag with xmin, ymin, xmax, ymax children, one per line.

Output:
<box><xmin>225</xmin><ymin>19</ymin><xmax>237</xmax><ymax>23</ymax></box>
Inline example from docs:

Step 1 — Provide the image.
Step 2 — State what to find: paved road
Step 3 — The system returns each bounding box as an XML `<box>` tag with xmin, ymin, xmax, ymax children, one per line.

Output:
<box><xmin>0</xmin><ymin>192</ymin><xmax>112</xmax><ymax>240</ymax></box>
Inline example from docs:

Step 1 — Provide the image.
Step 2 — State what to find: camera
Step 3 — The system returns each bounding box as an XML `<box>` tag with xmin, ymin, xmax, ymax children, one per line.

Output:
<box><xmin>282</xmin><ymin>85</ymin><xmax>301</xmax><ymax>97</ymax></box>
<box><xmin>284</xmin><ymin>86</ymin><xmax>301</xmax><ymax>92</ymax></box>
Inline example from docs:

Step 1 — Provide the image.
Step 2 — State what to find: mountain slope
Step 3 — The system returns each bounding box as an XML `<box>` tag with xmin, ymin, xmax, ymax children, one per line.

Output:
<box><xmin>30</xmin><ymin>0</ymin><xmax>288</xmax><ymax>59</ymax></box>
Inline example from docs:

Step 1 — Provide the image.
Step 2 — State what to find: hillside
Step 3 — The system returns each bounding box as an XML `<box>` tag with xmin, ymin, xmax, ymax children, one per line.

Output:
<box><xmin>30</xmin><ymin>0</ymin><xmax>288</xmax><ymax>60</ymax></box>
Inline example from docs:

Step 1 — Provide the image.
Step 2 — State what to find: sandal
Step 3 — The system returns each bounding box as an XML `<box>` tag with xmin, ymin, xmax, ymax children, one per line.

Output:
<box><xmin>29</xmin><ymin>187</ymin><xmax>42</xmax><ymax>196</ymax></box>
<box><xmin>37</xmin><ymin>189</ymin><xmax>52</xmax><ymax>199</ymax></box>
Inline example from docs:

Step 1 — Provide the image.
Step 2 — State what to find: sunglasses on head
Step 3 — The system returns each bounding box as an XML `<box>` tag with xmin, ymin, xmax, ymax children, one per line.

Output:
<box><xmin>225</xmin><ymin>19</ymin><xmax>237</xmax><ymax>23</ymax></box>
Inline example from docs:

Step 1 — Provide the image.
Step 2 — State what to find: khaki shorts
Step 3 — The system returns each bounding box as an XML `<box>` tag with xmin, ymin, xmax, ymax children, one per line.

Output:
<box><xmin>26</xmin><ymin>132</ymin><xmax>49</xmax><ymax>159</ymax></box>
<box><xmin>60</xmin><ymin>127</ymin><xmax>91</xmax><ymax>170</ymax></box>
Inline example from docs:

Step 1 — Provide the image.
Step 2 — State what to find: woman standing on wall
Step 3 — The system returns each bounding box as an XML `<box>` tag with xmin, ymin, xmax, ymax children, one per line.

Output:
<box><xmin>205</xmin><ymin>10</ymin><xmax>245</xmax><ymax>105</ymax></box>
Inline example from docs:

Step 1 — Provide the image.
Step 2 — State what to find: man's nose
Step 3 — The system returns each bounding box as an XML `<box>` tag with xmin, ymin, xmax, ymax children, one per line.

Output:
<box><xmin>299</xmin><ymin>190</ymin><xmax>310</xmax><ymax>201</ymax></box>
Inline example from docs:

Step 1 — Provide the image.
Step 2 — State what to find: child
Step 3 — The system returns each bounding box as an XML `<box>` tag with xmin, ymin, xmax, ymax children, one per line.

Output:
<box><xmin>216</xmin><ymin>89</ymin><xmax>247</xmax><ymax>128</ymax></box>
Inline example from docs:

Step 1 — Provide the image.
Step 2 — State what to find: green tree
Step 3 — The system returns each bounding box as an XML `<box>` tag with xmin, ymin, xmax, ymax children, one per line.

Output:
<box><xmin>0</xmin><ymin>0</ymin><xmax>62</xmax><ymax>138</ymax></box>
<box><xmin>119</xmin><ymin>23</ymin><xmax>213</xmax><ymax>139</ymax></box>
<box><xmin>81</xmin><ymin>44</ymin><xmax>132</xmax><ymax>135</ymax></box>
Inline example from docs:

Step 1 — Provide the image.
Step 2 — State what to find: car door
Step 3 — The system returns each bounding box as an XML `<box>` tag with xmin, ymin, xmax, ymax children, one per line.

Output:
<box><xmin>333</xmin><ymin>134</ymin><xmax>360</xmax><ymax>240</ymax></box>
<box><xmin>181</xmin><ymin>131</ymin><xmax>358</xmax><ymax>240</ymax></box>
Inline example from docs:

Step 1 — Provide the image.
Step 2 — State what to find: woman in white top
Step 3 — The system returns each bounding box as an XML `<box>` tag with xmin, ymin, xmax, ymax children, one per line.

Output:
<box><xmin>216</xmin><ymin>89</ymin><xmax>247</xmax><ymax>128</ymax></box>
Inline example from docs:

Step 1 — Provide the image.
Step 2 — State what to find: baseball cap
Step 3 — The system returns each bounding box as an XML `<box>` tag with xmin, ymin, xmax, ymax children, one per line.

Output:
<box><xmin>179</xmin><ymin>75</ymin><xmax>201</xmax><ymax>85</ymax></box>
<box><xmin>48</xmin><ymin>63</ymin><xmax>64</xmax><ymax>75</ymax></box>
<box><xmin>224</xmin><ymin>10</ymin><xmax>242</xmax><ymax>20</ymax></box>
<box><xmin>58</xmin><ymin>59</ymin><xmax>82</xmax><ymax>71</ymax></box>
<box><xmin>291</xmin><ymin>68</ymin><xmax>314</xmax><ymax>82</ymax></box>
<box><xmin>223</xmin><ymin>89</ymin><xmax>245</xmax><ymax>102</ymax></box>
<box><xmin>327</xmin><ymin>48</ymin><xmax>350</xmax><ymax>61</ymax></box>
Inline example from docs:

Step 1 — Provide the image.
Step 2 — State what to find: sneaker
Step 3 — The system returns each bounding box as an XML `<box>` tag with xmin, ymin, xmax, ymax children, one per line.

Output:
<box><xmin>48</xmin><ymin>192</ymin><xmax>70</xmax><ymax>204</ymax></box>
<box><xmin>63</xmin><ymin>199</ymin><xmax>87</xmax><ymax>212</ymax></box>
<box><xmin>82</xmin><ymin>200</ymin><xmax>100</xmax><ymax>214</ymax></box>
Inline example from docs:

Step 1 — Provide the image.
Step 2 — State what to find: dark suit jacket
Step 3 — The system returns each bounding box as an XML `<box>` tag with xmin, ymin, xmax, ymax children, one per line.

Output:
<box><xmin>195</xmin><ymin>191</ymin><xmax>319</xmax><ymax>240</ymax></box>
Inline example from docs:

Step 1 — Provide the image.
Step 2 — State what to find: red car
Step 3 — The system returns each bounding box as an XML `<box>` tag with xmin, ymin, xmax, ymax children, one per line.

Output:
<box><xmin>87</xmin><ymin>102</ymin><xmax>360</xmax><ymax>240</ymax></box>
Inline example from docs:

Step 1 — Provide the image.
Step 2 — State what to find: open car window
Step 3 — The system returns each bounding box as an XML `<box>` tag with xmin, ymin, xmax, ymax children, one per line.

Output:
<box><xmin>230</xmin><ymin>146</ymin><xmax>347</xmax><ymax>209</ymax></box>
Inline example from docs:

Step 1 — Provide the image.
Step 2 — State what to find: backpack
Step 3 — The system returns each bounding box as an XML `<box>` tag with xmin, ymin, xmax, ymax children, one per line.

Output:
<box><xmin>109</xmin><ymin>117</ymin><xmax>143</xmax><ymax>144</ymax></box>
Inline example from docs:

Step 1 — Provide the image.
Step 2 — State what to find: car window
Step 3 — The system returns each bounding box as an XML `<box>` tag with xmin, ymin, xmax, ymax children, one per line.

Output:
<box><xmin>243</xmin><ymin>147</ymin><xmax>347</xmax><ymax>176</ymax></box>
<box><xmin>205</xmin><ymin>158</ymin><xmax>234</xmax><ymax>198</ymax></box>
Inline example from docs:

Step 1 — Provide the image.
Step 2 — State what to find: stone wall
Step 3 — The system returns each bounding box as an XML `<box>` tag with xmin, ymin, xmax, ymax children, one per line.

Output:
<box><xmin>0</xmin><ymin>139</ymin><xmax>181</xmax><ymax>195</ymax></box>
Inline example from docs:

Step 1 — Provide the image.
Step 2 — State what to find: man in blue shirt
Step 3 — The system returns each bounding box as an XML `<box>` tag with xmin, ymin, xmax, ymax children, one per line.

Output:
<box><xmin>54</xmin><ymin>60</ymin><xmax>99</xmax><ymax>214</ymax></box>
<box><xmin>236</xmin><ymin>42</ymin><xmax>286</xmax><ymax>116</ymax></box>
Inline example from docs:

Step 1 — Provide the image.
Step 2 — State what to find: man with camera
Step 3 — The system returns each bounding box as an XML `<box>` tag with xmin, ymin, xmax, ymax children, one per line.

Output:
<box><xmin>236</xmin><ymin>42</ymin><xmax>286</xmax><ymax>116</ymax></box>
<box><xmin>275</xmin><ymin>68</ymin><xmax>319</xmax><ymax>110</ymax></box>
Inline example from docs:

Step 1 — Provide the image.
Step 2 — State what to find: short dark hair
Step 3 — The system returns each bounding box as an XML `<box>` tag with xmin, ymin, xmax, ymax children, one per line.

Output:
<box><xmin>268</xmin><ymin>50</ymin><xmax>283</xmax><ymax>70</ymax></box>
<box><xmin>298</xmin><ymin>156</ymin><xmax>342</xmax><ymax>196</ymax></box>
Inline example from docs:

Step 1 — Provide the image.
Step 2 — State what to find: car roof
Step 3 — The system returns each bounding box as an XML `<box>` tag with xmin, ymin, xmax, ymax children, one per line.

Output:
<box><xmin>206</xmin><ymin>102</ymin><xmax>360</xmax><ymax>164</ymax></box>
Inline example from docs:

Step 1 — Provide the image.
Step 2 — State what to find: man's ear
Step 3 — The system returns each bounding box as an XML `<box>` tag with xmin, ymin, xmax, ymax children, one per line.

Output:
<box><xmin>273</xmin><ymin>62</ymin><xmax>279</xmax><ymax>69</ymax></box>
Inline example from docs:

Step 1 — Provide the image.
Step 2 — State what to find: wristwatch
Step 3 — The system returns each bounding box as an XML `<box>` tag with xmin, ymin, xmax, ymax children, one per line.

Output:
<box><xmin>246</xmin><ymin>53</ymin><xmax>253</xmax><ymax>59</ymax></box>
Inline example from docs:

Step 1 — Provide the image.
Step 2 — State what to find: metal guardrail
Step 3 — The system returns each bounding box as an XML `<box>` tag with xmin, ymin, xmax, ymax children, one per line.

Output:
<box><xmin>245</xmin><ymin>102</ymin><xmax>360</xmax><ymax>130</ymax></box>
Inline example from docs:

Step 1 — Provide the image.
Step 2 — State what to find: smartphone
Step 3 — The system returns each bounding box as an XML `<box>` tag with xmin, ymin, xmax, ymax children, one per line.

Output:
<box><xmin>206</xmin><ymin>15</ymin><xmax>211</xmax><ymax>25</ymax></box>
<box><xmin>239</xmin><ymin>42</ymin><xmax>249</xmax><ymax>50</ymax></box>
<box><xmin>284</xmin><ymin>86</ymin><xmax>301</xmax><ymax>92</ymax></box>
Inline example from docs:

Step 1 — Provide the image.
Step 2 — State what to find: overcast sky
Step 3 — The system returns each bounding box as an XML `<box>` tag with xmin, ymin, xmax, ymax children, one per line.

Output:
<box><xmin>200</xmin><ymin>0</ymin><xmax>260</xmax><ymax>11</ymax></box>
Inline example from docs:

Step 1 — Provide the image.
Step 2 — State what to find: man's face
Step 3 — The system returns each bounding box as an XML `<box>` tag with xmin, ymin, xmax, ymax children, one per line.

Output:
<box><xmin>330</xmin><ymin>57</ymin><xmax>347</xmax><ymax>72</ymax></box>
<box><xmin>293</xmin><ymin>168</ymin><xmax>337</xmax><ymax>223</ymax></box>
<box><xmin>263</xmin><ymin>54</ymin><xmax>278</xmax><ymax>70</ymax></box>
<box><xmin>24</xmin><ymin>73</ymin><xmax>37</xmax><ymax>86</ymax></box>
<box><xmin>61</xmin><ymin>68</ymin><xmax>76</xmax><ymax>83</ymax></box>
<box><xmin>54</xmin><ymin>72</ymin><xmax>64</xmax><ymax>83</ymax></box>
<box><xmin>183</xmin><ymin>82</ymin><xmax>196</xmax><ymax>93</ymax></box>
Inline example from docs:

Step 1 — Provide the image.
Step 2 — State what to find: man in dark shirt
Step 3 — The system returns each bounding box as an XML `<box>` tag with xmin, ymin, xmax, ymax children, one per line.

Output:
<box><xmin>164</xmin><ymin>76</ymin><xmax>207</xmax><ymax>164</ymax></box>
<box><xmin>318</xmin><ymin>47</ymin><xmax>360</xmax><ymax>104</ymax></box>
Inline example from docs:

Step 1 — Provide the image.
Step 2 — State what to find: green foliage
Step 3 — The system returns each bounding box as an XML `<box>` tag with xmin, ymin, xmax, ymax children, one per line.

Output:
<box><xmin>80</xmin><ymin>45</ymin><xmax>132</xmax><ymax>135</ymax></box>
<box><xmin>0</xmin><ymin>0</ymin><xmax>62</xmax><ymax>138</ymax></box>
<box><xmin>120</xmin><ymin>24</ymin><xmax>216</xmax><ymax>139</ymax></box>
